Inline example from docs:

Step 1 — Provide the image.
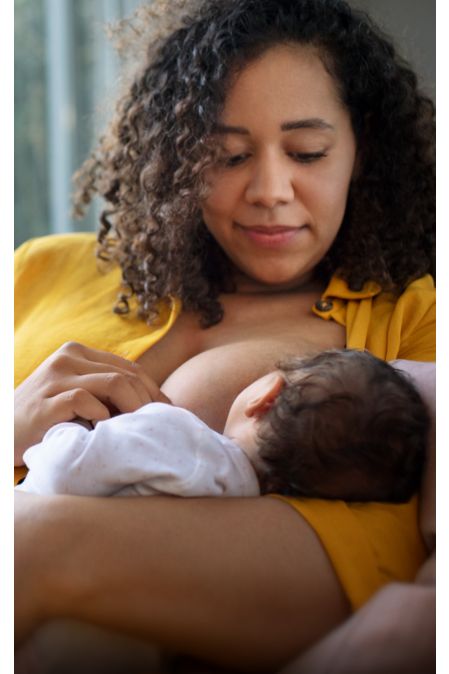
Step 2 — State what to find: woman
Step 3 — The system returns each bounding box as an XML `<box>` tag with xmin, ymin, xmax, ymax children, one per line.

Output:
<box><xmin>15</xmin><ymin>0</ymin><xmax>435</xmax><ymax>671</ymax></box>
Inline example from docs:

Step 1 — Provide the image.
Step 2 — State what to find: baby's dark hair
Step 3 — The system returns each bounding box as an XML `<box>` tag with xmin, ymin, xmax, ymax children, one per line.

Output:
<box><xmin>256</xmin><ymin>350</ymin><xmax>429</xmax><ymax>502</ymax></box>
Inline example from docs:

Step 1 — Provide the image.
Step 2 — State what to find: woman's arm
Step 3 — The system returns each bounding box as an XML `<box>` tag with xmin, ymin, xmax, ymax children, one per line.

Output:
<box><xmin>15</xmin><ymin>492</ymin><xmax>349</xmax><ymax>671</ymax></box>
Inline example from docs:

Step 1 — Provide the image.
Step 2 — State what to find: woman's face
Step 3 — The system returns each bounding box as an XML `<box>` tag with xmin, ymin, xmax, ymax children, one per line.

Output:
<box><xmin>201</xmin><ymin>44</ymin><xmax>357</xmax><ymax>291</ymax></box>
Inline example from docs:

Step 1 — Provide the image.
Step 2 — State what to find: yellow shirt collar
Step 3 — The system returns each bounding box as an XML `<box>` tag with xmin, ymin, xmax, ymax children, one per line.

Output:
<box><xmin>322</xmin><ymin>276</ymin><xmax>382</xmax><ymax>300</ymax></box>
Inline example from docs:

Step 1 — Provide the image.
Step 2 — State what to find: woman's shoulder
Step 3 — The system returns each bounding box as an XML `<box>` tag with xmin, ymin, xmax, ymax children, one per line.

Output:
<box><xmin>399</xmin><ymin>274</ymin><xmax>435</xmax><ymax>298</ymax></box>
<box><xmin>375</xmin><ymin>274</ymin><xmax>435</xmax><ymax>316</ymax></box>
<box><xmin>15</xmin><ymin>232</ymin><xmax>98</xmax><ymax>277</ymax></box>
<box><xmin>14</xmin><ymin>232</ymin><xmax>120</xmax><ymax>299</ymax></box>
<box><xmin>328</xmin><ymin>273</ymin><xmax>435</xmax><ymax>361</ymax></box>
<box><xmin>376</xmin><ymin>275</ymin><xmax>435</xmax><ymax>361</ymax></box>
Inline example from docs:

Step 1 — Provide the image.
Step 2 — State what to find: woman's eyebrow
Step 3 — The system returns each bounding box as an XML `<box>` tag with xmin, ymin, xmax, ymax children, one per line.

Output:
<box><xmin>214</xmin><ymin>118</ymin><xmax>335</xmax><ymax>134</ymax></box>
<box><xmin>281</xmin><ymin>118</ymin><xmax>334</xmax><ymax>131</ymax></box>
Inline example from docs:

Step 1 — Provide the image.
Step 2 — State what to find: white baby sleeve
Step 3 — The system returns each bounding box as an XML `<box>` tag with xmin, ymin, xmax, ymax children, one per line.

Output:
<box><xmin>17</xmin><ymin>404</ymin><xmax>260</xmax><ymax>498</ymax></box>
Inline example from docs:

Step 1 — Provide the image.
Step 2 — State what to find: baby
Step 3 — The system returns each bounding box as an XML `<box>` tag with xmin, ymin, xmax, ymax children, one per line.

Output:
<box><xmin>17</xmin><ymin>349</ymin><xmax>429</xmax><ymax>502</ymax></box>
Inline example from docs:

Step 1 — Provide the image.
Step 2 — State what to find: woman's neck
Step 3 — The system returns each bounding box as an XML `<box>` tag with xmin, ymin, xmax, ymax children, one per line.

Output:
<box><xmin>229</xmin><ymin>269</ymin><xmax>322</xmax><ymax>296</ymax></box>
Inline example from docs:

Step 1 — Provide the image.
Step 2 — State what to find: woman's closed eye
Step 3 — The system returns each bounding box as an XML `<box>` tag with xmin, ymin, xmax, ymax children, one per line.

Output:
<box><xmin>223</xmin><ymin>153</ymin><xmax>250</xmax><ymax>167</ymax></box>
<box><xmin>222</xmin><ymin>149</ymin><xmax>328</xmax><ymax>168</ymax></box>
<box><xmin>289</xmin><ymin>150</ymin><xmax>328</xmax><ymax>164</ymax></box>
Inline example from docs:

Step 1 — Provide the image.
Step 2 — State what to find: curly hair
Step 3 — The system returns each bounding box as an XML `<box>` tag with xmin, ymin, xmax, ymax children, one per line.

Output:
<box><xmin>256</xmin><ymin>350</ymin><xmax>429</xmax><ymax>502</ymax></box>
<box><xmin>73</xmin><ymin>0</ymin><xmax>435</xmax><ymax>327</ymax></box>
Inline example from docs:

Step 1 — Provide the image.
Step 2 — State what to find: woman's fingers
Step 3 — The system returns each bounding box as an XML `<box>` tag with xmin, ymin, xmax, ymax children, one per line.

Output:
<box><xmin>15</xmin><ymin>391</ymin><xmax>112</xmax><ymax>463</ymax></box>
<box><xmin>44</xmin><ymin>343</ymin><xmax>164</xmax><ymax>404</ymax></box>
<box><xmin>79</xmin><ymin>359</ymin><xmax>169</xmax><ymax>404</ymax></box>
<box><xmin>47</xmin><ymin>389</ymin><xmax>112</xmax><ymax>425</ymax></box>
<box><xmin>76</xmin><ymin>373</ymin><xmax>152</xmax><ymax>413</ymax></box>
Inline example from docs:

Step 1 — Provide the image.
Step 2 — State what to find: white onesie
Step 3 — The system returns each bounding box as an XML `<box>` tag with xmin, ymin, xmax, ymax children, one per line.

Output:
<box><xmin>17</xmin><ymin>403</ymin><xmax>260</xmax><ymax>498</ymax></box>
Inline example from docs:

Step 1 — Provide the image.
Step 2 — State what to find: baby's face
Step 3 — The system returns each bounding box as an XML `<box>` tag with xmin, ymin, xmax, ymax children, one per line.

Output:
<box><xmin>223</xmin><ymin>371</ymin><xmax>284</xmax><ymax>465</ymax></box>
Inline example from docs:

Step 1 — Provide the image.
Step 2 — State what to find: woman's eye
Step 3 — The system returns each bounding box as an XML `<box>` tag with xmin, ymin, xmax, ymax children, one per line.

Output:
<box><xmin>290</xmin><ymin>151</ymin><xmax>327</xmax><ymax>164</ymax></box>
<box><xmin>223</xmin><ymin>153</ymin><xmax>249</xmax><ymax>167</ymax></box>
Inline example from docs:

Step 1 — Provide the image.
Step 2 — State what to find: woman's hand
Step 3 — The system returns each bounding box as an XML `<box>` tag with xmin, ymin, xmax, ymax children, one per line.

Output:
<box><xmin>14</xmin><ymin>341</ymin><xmax>171</xmax><ymax>465</ymax></box>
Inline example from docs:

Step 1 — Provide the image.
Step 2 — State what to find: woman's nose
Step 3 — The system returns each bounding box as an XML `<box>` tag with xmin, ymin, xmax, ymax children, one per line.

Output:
<box><xmin>244</xmin><ymin>154</ymin><xmax>295</xmax><ymax>208</ymax></box>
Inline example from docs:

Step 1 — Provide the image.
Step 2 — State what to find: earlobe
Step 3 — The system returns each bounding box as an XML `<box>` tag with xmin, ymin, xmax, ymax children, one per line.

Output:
<box><xmin>244</xmin><ymin>375</ymin><xmax>284</xmax><ymax>418</ymax></box>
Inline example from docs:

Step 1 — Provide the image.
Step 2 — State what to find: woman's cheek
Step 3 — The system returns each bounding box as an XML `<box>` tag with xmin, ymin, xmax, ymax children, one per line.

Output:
<box><xmin>310</xmin><ymin>165</ymin><xmax>353</xmax><ymax>224</ymax></box>
<box><xmin>203</xmin><ymin>175</ymin><xmax>243</xmax><ymax>225</ymax></box>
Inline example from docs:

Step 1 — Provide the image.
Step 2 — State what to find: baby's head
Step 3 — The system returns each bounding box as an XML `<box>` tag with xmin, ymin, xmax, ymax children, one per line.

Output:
<box><xmin>224</xmin><ymin>350</ymin><xmax>429</xmax><ymax>502</ymax></box>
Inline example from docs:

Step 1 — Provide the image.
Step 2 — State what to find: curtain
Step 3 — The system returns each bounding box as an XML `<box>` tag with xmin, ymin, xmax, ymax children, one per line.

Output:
<box><xmin>15</xmin><ymin>0</ymin><xmax>141</xmax><ymax>247</ymax></box>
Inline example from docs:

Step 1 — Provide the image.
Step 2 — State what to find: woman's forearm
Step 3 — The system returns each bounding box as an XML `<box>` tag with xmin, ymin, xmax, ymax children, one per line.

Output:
<box><xmin>15</xmin><ymin>492</ymin><xmax>349</xmax><ymax>670</ymax></box>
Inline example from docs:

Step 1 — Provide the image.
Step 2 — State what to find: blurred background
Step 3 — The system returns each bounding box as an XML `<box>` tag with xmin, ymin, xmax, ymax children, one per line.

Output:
<box><xmin>14</xmin><ymin>0</ymin><xmax>436</xmax><ymax>248</ymax></box>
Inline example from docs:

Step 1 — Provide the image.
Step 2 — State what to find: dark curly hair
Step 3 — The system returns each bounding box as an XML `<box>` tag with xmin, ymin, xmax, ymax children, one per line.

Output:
<box><xmin>256</xmin><ymin>350</ymin><xmax>429</xmax><ymax>502</ymax></box>
<box><xmin>73</xmin><ymin>0</ymin><xmax>435</xmax><ymax>327</ymax></box>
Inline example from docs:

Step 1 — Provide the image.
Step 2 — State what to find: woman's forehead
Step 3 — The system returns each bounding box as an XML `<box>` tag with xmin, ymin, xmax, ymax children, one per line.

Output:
<box><xmin>217</xmin><ymin>44</ymin><xmax>349</xmax><ymax>137</ymax></box>
<box><xmin>220</xmin><ymin>44</ymin><xmax>345</xmax><ymax>122</ymax></box>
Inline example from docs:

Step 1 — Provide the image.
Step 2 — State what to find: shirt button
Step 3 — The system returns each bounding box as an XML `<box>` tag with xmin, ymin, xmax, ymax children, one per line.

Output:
<box><xmin>315</xmin><ymin>299</ymin><xmax>334</xmax><ymax>312</ymax></box>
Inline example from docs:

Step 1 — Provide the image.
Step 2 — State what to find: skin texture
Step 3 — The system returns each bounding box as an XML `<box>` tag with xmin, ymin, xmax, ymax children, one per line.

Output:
<box><xmin>202</xmin><ymin>45</ymin><xmax>357</xmax><ymax>291</ymax></box>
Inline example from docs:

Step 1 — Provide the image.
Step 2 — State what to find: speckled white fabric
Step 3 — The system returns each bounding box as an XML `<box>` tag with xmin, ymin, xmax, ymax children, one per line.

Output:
<box><xmin>17</xmin><ymin>403</ymin><xmax>260</xmax><ymax>498</ymax></box>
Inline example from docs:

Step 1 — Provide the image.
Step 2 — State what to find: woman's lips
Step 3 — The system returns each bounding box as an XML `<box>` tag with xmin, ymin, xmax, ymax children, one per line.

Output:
<box><xmin>235</xmin><ymin>223</ymin><xmax>307</xmax><ymax>248</ymax></box>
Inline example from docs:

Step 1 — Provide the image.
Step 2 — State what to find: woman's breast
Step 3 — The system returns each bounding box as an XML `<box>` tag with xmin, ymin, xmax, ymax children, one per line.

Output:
<box><xmin>161</xmin><ymin>305</ymin><xmax>345</xmax><ymax>432</ymax></box>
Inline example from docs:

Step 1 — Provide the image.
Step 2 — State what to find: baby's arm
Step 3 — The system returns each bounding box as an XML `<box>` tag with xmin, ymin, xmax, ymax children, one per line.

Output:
<box><xmin>16</xmin><ymin>405</ymin><xmax>259</xmax><ymax>498</ymax></box>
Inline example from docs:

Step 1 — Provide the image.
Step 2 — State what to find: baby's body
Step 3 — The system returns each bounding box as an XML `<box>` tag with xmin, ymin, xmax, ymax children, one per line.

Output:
<box><xmin>17</xmin><ymin>350</ymin><xmax>429</xmax><ymax>502</ymax></box>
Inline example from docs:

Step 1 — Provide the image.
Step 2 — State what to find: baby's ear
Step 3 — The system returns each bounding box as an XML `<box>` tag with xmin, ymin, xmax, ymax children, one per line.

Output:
<box><xmin>245</xmin><ymin>375</ymin><xmax>284</xmax><ymax>419</ymax></box>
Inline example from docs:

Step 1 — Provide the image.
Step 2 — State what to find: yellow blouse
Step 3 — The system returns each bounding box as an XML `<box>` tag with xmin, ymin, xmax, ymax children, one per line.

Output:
<box><xmin>15</xmin><ymin>232</ymin><xmax>435</xmax><ymax>610</ymax></box>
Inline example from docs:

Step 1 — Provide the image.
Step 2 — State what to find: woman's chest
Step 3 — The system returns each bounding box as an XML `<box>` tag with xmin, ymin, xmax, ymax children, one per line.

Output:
<box><xmin>150</xmin><ymin>292</ymin><xmax>345</xmax><ymax>431</ymax></box>
<box><xmin>200</xmin><ymin>291</ymin><xmax>344</xmax><ymax>351</ymax></box>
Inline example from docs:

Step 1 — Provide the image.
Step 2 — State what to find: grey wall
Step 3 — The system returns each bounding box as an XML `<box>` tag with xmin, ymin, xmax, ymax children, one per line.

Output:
<box><xmin>348</xmin><ymin>0</ymin><xmax>435</xmax><ymax>99</ymax></box>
